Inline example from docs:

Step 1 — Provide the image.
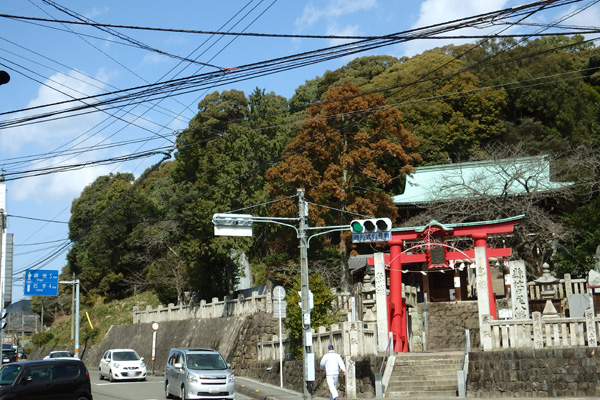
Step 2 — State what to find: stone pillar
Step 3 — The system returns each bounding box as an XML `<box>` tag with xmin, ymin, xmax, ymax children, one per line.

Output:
<box><xmin>374</xmin><ymin>253</ymin><xmax>389</xmax><ymax>353</ymax></box>
<box><xmin>345</xmin><ymin>356</ymin><xmax>356</xmax><ymax>399</ymax></box>
<box><xmin>585</xmin><ymin>309</ymin><xmax>597</xmax><ymax>347</ymax></box>
<box><xmin>510</xmin><ymin>260</ymin><xmax>530</xmax><ymax>319</ymax></box>
<box><xmin>480</xmin><ymin>314</ymin><xmax>493</xmax><ymax>351</ymax></box>
<box><xmin>532</xmin><ymin>311</ymin><xmax>543</xmax><ymax>349</ymax></box>
<box><xmin>473</xmin><ymin>233</ymin><xmax>497</xmax><ymax>349</ymax></box>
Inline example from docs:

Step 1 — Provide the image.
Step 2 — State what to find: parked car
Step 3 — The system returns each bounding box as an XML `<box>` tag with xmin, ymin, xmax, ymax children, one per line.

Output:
<box><xmin>164</xmin><ymin>348</ymin><xmax>235</xmax><ymax>400</ymax></box>
<box><xmin>0</xmin><ymin>358</ymin><xmax>92</xmax><ymax>400</ymax></box>
<box><xmin>99</xmin><ymin>349</ymin><xmax>146</xmax><ymax>382</ymax></box>
<box><xmin>1</xmin><ymin>344</ymin><xmax>16</xmax><ymax>364</ymax></box>
<box><xmin>44</xmin><ymin>351</ymin><xmax>74</xmax><ymax>359</ymax></box>
<box><xmin>16</xmin><ymin>349</ymin><xmax>27</xmax><ymax>360</ymax></box>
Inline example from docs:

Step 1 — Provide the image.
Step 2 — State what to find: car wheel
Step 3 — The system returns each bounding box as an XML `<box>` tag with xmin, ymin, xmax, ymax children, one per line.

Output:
<box><xmin>181</xmin><ymin>384</ymin><xmax>188</xmax><ymax>400</ymax></box>
<box><xmin>109</xmin><ymin>370</ymin><xmax>115</xmax><ymax>382</ymax></box>
<box><xmin>99</xmin><ymin>370</ymin><xmax>104</xmax><ymax>380</ymax></box>
<box><xmin>165</xmin><ymin>380</ymin><xmax>173</xmax><ymax>399</ymax></box>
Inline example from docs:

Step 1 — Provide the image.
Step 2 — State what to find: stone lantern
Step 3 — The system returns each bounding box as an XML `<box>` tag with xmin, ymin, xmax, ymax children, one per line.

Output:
<box><xmin>362</xmin><ymin>270</ymin><xmax>377</xmax><ymax>322</ymax></box>
<box><xmin>534</xmin><ymin>262</ymin><xmax>558</xmax><ymax>317</ymax></box>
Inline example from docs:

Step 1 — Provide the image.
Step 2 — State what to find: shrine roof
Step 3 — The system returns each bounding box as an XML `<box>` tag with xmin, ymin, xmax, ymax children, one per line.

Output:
<box><xmin>393</xmin><ymin>155</ymin><xmax>573</xmax><ymax>205</ymax></box>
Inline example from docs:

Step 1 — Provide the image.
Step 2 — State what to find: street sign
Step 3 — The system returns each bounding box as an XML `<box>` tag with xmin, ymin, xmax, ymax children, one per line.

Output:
<box><xmin>24</xmin><ymin>269</ymin><xmax>59</xmax><ymax>296</ymax></box>
<box><xmin>351</xmin><ymin>231</ymin><xmax>391</xmax><ymax>243</ymax></box>
<box><xmin>273</xmin><ymin>300</ymin><xmax>287</xmax><ymax>318</ymax></box>
<box><xmin>273</xmin><ymin>285</ymin><xmax>285</xmax><ymax>301</ymax></box>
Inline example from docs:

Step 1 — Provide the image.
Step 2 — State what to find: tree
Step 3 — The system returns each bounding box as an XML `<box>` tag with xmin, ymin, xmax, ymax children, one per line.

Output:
<box><xmin>66</xmin><ymin>173</ymin><xmax>157</xmax><ymax>300</ymax></box>
<box><xmin>266</xmin><ymin>84</ymin><xmax>421</xmax><ymax>291</ymax></box>
<box><xmin>367</xmin><ymin>49</ymin><xmax>507</xmax><ymax>164</ymax></box>
<box><xmin>171</xmin><ymin>88</ymin><xmax>292</xmax><ymax>299</ymax></box>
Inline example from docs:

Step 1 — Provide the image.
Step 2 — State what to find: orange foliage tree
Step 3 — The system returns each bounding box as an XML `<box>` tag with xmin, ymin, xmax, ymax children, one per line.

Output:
<box><xmin>265</xmin><ymin>84</ymin><xmax>421</xmax><ymax>291</ymax></box>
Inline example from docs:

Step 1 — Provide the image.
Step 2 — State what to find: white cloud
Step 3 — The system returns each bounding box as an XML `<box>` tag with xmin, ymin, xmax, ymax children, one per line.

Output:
<box><xmin>401</xmin><ymin>0</ymin><xmax>508</xmax><ymax>57</ymax></box>
<box><xmin>0</xmin><ymin>70</ymin><xmax>107</xmax><ymax>153</ymax></box>
<box><xmin>140</xmin><ymin>52</ymin><xmax>172</xmax><ymax>66</ymax></box>
<box><xmin>296</xmin><ymin>0</ymin><xmax>377</xmax><ymax>29</ymax></box>
<box><xmin>11</xmin><ymin>158</ymin><xmax>115</xmax><ymax>202</ymax></box>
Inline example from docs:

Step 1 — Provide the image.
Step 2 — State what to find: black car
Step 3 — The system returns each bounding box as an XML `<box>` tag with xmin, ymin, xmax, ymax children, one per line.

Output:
<box><xmin>0</xmin><ymin>358</ymin><xmax>93</xmax><ymax>400</ymax></box>
<box><xmin>0</xmin><ymin>345</ymin><xmax>16</xmax><ymax>364</ymax></box>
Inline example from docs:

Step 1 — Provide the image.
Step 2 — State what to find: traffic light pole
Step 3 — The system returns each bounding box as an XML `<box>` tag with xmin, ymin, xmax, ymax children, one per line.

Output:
<box><xmin>212</xmin><ymin>190</ymin><xmax>350</xmax><ymax>398</ymax></box>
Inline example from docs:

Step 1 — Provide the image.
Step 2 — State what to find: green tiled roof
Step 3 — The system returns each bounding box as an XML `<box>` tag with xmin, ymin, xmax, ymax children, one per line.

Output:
<box><xmin>393</xmin><ymin>155</ymin><xmax>573</xmax><ymax>205</ymax></box>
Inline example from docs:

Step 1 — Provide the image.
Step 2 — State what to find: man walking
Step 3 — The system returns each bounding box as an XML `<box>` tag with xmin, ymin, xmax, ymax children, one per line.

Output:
<box><xmin>320</xmin><ymin>344</ymin><xmax>347</xmax><ymax>400</ymax></box>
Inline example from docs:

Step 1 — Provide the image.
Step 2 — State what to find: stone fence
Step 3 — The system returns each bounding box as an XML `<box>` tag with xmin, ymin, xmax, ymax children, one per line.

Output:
<box><xmin>133</xmin><ymin>291</ymin><xmax>357</xmax><ymax>324</ymax></box>
<box><xmin>257</xmin><ymin>321</ymin><xmax>378</xmax><ymax>361</ymax></box>
<box><xmin>526</xmin><ymin>274</ymin><xmax>587</xmax><ymax>301</ymax></box>
<box><xmin>133</xmin><ymin>291</ymin><xmax>273</xmax><ymax>324</ymax></box>
<box><xmin>481</xmin><ymin>309</ymin><xmax>598</xmax><ymax>351</ymax></box>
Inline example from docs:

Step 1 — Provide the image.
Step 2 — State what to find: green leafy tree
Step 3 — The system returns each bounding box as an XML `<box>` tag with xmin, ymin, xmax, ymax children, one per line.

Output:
<box><xmin>367</xmin><ymin>49</ymin><xmax>507</xmax><ymax>163</ymax></box>
<box><xmin>285</xmin><ymin>272</ymin><xmax>337</xmax><ymax>359</ymax></box>
<box><xmin>66</xmin><ymin>172</ymin><xmax>157</xmax><ymax>300</ymax></box>
<box><xmin>171</xmin><ymin>88</ymin><xmax>292</xmax><ymax>299</ymax></box>
<box><xmin>266</xmin><ymin>84</ymin><xmax>421</xmax><ymax>291</ymax></box>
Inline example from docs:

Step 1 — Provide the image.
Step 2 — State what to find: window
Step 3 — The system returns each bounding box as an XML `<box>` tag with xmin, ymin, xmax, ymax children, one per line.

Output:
<box><xmin>22</xmin><ymin>366</ymin><xmax>52</xmax><ymax>383</ymax></box>
<box><xmin>53</xmin><ymin>364</ymin><xmax>79</xmax><ymax>380</ymax></box>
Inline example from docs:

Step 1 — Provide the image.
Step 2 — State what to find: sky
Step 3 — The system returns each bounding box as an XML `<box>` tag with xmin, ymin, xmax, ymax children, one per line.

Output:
<box><xmin>1</xmin><ymin>0</ymin><xmax>599</xmax><ymax>302</ymax></box>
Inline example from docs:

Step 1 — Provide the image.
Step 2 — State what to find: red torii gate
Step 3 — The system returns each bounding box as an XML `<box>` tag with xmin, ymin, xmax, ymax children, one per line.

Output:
<box><xmin>371</xmin><ymin>215</ymin><xmax>524</xmax><ymax>353</ymax></box>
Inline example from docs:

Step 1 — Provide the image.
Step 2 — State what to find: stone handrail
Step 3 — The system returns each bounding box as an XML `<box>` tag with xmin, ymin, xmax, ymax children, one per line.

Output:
<box><xmin>526</xmin><ymin>273</ymin><xmax>587</xmax><ymax>301</ymax></box>
<box><xmin>480</xmin><ymin>309</ymin><xmax>598</xmax><ymax>351</ymax></box>
<box><xmin>257</xmin><ymin>321</ymin><xmax>378</xmax><ymax>360</ymax></box>
<box><xmin>133</xmin><ymin>291</ymin><xmax>272</xmax><ymax>323</ymax></box>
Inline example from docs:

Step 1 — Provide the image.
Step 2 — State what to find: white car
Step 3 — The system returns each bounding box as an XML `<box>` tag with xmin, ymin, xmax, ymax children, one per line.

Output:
<box><xmin>99</xmin><ymin>348</ymin><xmax>147</xmax><ymax>382</ymax></box>
<box><xmin>44</xmin><ymin>350</ymin><xmax>74</xmax><ymax>359</ymax></box>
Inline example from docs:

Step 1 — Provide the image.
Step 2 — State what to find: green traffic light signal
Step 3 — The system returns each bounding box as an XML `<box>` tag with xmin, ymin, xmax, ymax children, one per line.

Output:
<box><xmin>350</xmin><ymin>220</ymin><xmax>364</xmax><ymax>233</ymax></box>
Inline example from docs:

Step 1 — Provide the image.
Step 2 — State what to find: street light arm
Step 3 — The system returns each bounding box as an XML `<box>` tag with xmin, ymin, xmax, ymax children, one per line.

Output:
<box><xmin>250</xmin><ymin>219</ymin><xmax>299</xmax><ymax>235</ymax></box>
<box><xmin>307</xmin><ymin>227</ymin><xmax>348</xmax><ymax>248</ymax></box>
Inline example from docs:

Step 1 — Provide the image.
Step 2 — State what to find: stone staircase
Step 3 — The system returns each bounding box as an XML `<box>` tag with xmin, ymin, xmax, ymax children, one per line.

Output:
<box><xmin>422</xmin><ymin>300</ymin><xmax>480</xmax><ymax>350</ymax></box>
<box><xmin>386</xmin><ymin>351</ymin><xmax>464</xmax><ymax>398</ymax></box>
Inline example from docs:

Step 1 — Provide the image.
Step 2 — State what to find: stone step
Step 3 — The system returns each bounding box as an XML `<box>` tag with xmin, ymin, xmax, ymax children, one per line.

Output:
<box><xmin>390</xmin><ymin>367</ymin><xmax>460</xmax><ymax>378</ymax></box>
<box><xmin>387</xmin><ymin>389</ymin><xmax>458</xmax><ymax>398</ymax></box>
<box><xmin>387</xmin><ymin>379</ymin><xmax>457</xmax><ymax>391</ymax></box>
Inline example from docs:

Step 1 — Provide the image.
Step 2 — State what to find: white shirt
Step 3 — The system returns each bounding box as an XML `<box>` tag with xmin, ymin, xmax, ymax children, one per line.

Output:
<box><xmin>320</xmin><ymin>350</ymin><xmax>346</xmax><ymax>376</ymax></box>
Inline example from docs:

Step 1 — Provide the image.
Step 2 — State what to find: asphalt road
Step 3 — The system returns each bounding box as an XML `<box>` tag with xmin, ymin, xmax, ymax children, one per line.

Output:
<box><xmin>90</xmin><ymin>372</ymin><xmax>252</xmax><ymax>400</ymax></box>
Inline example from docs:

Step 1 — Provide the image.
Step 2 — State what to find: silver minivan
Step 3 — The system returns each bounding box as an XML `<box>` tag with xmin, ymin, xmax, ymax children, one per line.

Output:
<box><xmin>164</xmin><ymin>348</ymin><xmax>235</xmax><ymax>400</ymax></box>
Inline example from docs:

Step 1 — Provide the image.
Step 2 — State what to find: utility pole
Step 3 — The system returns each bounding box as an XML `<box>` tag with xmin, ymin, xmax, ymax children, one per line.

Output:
<box><xmin>298</xmin><ymin>189</ymin><xmax>313</xmax><ymax>399</ymax></box>
<box><xmin>212</xmin><ymin>190</ymin><xmax>351</xmax><ymax>399</ymax></box>
<box><xmin>0</xmin><ymin>177</ymin><xmax>7</xmax><ymax>355</ymax></box>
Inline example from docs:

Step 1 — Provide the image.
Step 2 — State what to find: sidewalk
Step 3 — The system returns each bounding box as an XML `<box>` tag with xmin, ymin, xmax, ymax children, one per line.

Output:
<box><xmin>235</xmin><ymin>376</ymin><xmax>594</xmax><ymax>400</ymax></box>
<box><xmin>236</xmin><ymin>376</ymin><xmax>326</xmax><ymax>400</ymax></box>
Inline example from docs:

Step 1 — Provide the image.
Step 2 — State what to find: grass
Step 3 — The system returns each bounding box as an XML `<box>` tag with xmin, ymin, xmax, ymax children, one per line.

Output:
<box><xmin>34</xmin><ymin>291</ymin><xmax>161</xmax><ymax>348</ymax></box>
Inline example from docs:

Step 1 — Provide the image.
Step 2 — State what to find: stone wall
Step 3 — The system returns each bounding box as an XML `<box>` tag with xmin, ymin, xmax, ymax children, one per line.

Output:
<box><xmin>467</xmin><ymin>348</ymin><xmax>600</xmax><ymax>398</ymax></box>
<box><xmin>30</xmin><ymin>312</ymin><xmax>381</xmax><ymax>398</ymax></box>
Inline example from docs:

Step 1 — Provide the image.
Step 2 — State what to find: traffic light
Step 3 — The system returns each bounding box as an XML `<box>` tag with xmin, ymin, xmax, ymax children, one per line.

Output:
<box><xmin>350</xmin><ymin>218</ymin><xmax>392</xmax><ymax>243</ymax></box>
<box><xmin>212</xmin><ymin>213</ymin><xmax>253</xmax><ymax>237</ymax></box>
<box><xmin>0</xmin><ymin>310</ymin><xmax>7</xmax><ymax>330</ymax></box>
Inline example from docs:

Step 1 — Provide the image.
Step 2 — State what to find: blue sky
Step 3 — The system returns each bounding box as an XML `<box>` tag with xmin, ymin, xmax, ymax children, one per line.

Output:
<box><xmin>1</xmin><ymin>0</ymin><xmax>599</xmax><ymax>301</ymax></box>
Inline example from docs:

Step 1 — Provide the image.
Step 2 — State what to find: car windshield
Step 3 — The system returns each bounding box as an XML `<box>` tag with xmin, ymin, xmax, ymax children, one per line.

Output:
<box><xmin>186</xmin><ymin>354</ymin><xmax>227</xmax><ymax>370</ymax></box>
<box><xmin>113</xmin><ymin>351</ymin><xmax>140</xmax><ymax>361</ymax></box>
<box><xmin>51</xmin><ymin>352</ymin><xmax>71</xmax><ymax>358</ymax></box>
<box><xmin>1</xmin><ymin>344</ymin><xmax>13</xmax><ymax>351</ymax></box>
<box><xmin>0</xmin><ymin>364</ymin><xmax>21</xmax><ymax>385</ymax></box>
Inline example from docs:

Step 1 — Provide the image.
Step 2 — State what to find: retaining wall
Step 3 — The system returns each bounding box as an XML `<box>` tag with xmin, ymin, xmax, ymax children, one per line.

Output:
<box><xmin>467</xmin><ymin>348</ymin><xmax>600</xmax><ymax>398</ymax></box>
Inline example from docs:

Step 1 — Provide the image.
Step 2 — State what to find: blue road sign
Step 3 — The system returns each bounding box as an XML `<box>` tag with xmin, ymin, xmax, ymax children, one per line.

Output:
<box><xmin>24</xmin><ymin>269</ymin><xmax>59</xmax><ymax>296</ymax></box>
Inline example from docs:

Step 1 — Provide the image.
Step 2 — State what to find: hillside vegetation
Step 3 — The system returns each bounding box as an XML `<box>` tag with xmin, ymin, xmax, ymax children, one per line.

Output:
<box><xmin>34</xmin><ymin>35</ymin><xmax>600</xmax><ymax>329</ymax></box>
